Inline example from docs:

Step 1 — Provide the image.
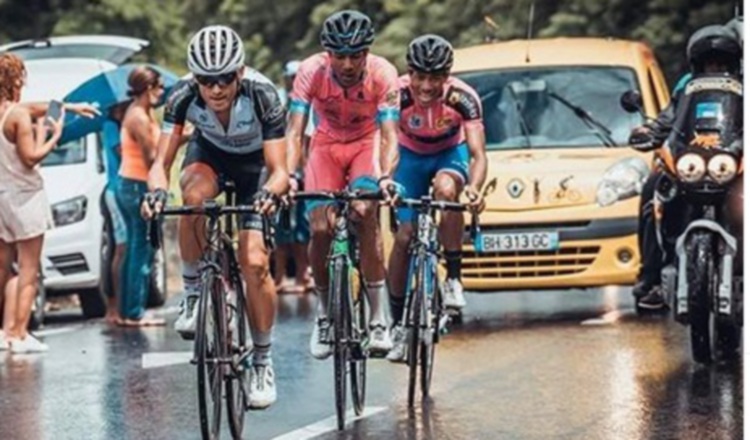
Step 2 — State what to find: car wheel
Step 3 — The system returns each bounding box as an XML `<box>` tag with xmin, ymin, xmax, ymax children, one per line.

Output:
<box><xmin>79</xmin><ymin>218</ymin><xmax>111</xmax><ymax>319</ymax></box>
<box><xmin>147</xmin><ymin>245</ymin><xmax>167</xmax><ymax>308</ymax></box>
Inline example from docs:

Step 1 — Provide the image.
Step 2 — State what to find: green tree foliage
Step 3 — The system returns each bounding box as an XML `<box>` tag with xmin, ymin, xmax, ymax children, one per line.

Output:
<box><xmin>0</xmin><ymin>0</ymin><xmax>739</xmax><ymax>85</ymax></box>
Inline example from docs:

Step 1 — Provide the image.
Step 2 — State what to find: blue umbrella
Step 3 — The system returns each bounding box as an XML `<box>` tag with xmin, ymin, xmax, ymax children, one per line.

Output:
<box><xmin>59</xmin><ymin>63</ymin><xmax>179</xmax><ymax>144</ymax></box>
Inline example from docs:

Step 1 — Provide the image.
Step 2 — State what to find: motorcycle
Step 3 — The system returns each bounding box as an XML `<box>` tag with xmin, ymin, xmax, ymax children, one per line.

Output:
<box><xmin>621</xmin><ymin>73</ymin><xmax>743</xmax><ymax>364</ymax></box>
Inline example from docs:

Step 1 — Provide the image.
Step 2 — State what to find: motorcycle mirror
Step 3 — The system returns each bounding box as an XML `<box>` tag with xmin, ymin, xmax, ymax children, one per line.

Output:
<box><xmin>620</xmin><ymin>90</ymin><xmax>644</xmax><ymax>115</ymax></box>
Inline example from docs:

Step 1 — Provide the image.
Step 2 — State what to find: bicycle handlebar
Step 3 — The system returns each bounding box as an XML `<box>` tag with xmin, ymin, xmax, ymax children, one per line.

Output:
<box><xmin>387</xmin><ymin>197</ymin><xmax>481</xmax><ymax>241</ymax></box>
<box><xmin>291</xmin><ymin>190</ymin><xmax>385</xmax><ymax>202</ymax></box>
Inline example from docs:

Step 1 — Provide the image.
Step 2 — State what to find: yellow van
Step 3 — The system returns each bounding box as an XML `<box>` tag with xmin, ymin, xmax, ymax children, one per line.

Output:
<box><xmin>450</xmin><ymin>38</ymin><xmax>671</xmax><ymax>291</ymax></box>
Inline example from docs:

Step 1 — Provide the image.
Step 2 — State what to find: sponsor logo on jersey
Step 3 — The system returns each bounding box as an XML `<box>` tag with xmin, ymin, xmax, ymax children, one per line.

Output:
<box><xmin>408</xmin><ymin>114</ymin><xmax>423</xmax><ymax>129</ymax></box>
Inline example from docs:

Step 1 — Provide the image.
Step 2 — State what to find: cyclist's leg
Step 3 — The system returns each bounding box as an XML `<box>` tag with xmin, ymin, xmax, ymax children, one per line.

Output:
<box><xmin>175</xmin><ymin>140</ymin><xmax>221</xmax><ymax>336</ymax></box>
<box><xmin>348</xmin><ymin>137</ymin><xmax>391</xmax><ymax>352</ymax></box>
<box><xmin>388</xmin><ymin>146</ymin><xmax>434</xmax><ymax>325</ymax></box>
<box><xmin>305</xmin><ymin>137</ymin><xmax>346</xmax><ymax>359</ymax></box>
<box><xmin>433</xmin><ymin>143</ymin><xmax>470</xmax><ymax>309</ymax></box>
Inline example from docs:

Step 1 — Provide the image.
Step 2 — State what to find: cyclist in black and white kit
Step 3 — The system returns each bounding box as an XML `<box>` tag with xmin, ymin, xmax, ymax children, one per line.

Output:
<box><xmin>142</xmin><ymin>25</ymin><xmax>288</xmax><ymax>409</ymax></box>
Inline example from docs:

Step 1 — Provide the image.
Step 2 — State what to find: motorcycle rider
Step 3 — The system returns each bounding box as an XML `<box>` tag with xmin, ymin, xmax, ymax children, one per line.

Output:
<box><xmin>630</xmin><ymin>24</ymin><xmax>742</xmax><ymax>310</ymax></box>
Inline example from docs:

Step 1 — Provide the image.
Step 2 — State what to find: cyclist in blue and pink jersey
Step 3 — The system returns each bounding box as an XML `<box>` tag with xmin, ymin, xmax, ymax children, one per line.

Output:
<box><xmin>286</xmin><ymin>10</ymin><xmax>401</xmax><ymax>360</ymax></box>
<box><xmin>387</xmin><ymin>35</ymin><xmax>488</xmax><ymax>363</ymax></box>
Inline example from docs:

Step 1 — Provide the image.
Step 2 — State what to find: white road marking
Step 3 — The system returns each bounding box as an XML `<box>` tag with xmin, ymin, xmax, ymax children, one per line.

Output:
<box><xmin>271</xmin><ymin>406</ymin><xmax>388</xmax><ymax>440</ymax></box>
<box><xmin>141</xmin><ymin>351</ymin><xmax>193</xmax><ymax>369</ymax></box>
<box><xmin>580</xmin><ymin>310</ymin><xmax>624</xmax><ymax>326</ymax></box>
<box><xmin>34</xmin><ymin>325</ymin><xmax>85</xmax><ymax>337</ymax></box>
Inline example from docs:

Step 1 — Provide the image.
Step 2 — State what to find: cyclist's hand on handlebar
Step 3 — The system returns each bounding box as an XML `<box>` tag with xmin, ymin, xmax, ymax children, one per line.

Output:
<box><xmin>378</xmin><ymin>177</ymin><xmax>400</xmax><ymax>206</ymax></box>
<box><xmin>288</xmin><ymin>172</ymin><xmax>302</xmax><ymax>198</ymax></box>
<box><xmin>465</xmin><ymin>185</ymin><xmax>486</xmax><ymax>213</ymax></box>
<box><xmin>141</xmin><ymin>189</ymin><xmax>168</xmax><ymax>220</ymax></box>
<box><xmin>253</xmin><ymin>188</ymin><xmax>280</xmax><ymax>215</ymax></box>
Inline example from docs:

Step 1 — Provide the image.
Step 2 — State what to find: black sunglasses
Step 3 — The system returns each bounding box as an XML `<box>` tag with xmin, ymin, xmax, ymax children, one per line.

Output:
<box><xmin>195</xmin><ymin>71</ymin><xmax>238</xmax><ymax>87</ymax></box>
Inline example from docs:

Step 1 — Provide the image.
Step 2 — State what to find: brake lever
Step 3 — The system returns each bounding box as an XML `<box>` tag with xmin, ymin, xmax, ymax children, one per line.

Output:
<box><xmin>389</xmin><ymin>203</ymin><xmax>399</xmax><ymax>234</ymax></box>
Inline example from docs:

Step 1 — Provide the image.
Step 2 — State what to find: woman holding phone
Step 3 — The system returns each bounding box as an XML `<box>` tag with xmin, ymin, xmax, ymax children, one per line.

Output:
<box><xmin>0</xmin><ymin>53</ymin><xmax>97</xmax><ymax>352</ymax></box>
<box><xmin>116</xmin><ymin>66</ymin><xmax>166</xmax><ymax>327</ymax></box>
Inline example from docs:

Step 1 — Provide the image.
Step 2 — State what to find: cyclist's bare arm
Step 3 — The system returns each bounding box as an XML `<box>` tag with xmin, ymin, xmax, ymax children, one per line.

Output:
<box><xmin>148</xmin><ymin>128</ymin><xmax>184</xmax><ymax>191</ymax></box>
<box><xmin>379</xmin><ymin>119</ymin><xmax>399</xmax><ymax>178</ymax></box>
<box><xmin>263</xmin><ymin>138</ymin><xmax>290</xmax><ymax>195</ymax></box>
<box><xmin>465</xmin><ymin>124</ymin><xmax>488</xmax><ymax>192</ymax></box>
<box><xmin>286</xmin><ymin>112</ymin><xmax>308</xmax><ymax>174</ymax></box>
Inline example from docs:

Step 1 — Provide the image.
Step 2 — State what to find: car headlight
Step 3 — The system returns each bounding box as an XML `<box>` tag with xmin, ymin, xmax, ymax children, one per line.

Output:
<box><xmin>596</xmin><ymin>157</ymin><xmax>650</xmax><ymax>207</ymax></box>
<box><xmin>675</xmin><ymin>153</ymin><xmax>706</xmax><ymax>183</ymax></box>
<box><xmin>707</xmin><ymin>154</ymin><xmax>737</xmax><ymax>184</ymax></box>
<box><xmin>51</xmin><ymin>196</ymin><xmax>87</xmax><ymax>227</ymax></box>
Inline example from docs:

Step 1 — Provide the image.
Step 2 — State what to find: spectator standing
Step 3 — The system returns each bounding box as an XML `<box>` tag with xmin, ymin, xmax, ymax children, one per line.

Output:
<box><xmin>116</xmin><ymin>66</ymin><xmax>166</xmax><ymax>327</ymax></box>
<box><xmin>0</xmin><ymin>53</ymin><xmax>97</xmax><ymax>351</ymax></box>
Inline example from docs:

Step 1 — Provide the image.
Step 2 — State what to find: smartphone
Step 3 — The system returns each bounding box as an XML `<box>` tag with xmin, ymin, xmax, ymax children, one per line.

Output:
<box><xmin>44</xmin><ymin>100</ymin><xmax>63</xmax><ymax>129</ymax></box>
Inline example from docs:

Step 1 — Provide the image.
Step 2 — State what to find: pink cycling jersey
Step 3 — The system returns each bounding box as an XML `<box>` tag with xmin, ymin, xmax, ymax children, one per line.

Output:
<box><xmin>398</xmin><ymin>75</ymin><xmax>484</xmax><ymax>154</ymax></box>
<box><xmin>289</xmin><ymin>52</ymin><xmax>400</xmax><ymax>143</ymax></box>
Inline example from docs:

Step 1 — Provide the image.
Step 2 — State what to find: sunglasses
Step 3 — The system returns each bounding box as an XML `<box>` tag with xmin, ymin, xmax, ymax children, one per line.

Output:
<box><xmin>195</xmin><ymin>72</ymin><xmax>238</xmax><ymax>87</ymax></box>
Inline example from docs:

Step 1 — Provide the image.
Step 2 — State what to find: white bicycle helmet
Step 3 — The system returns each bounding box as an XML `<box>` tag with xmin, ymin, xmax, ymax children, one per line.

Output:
<box><xmin>187</xmin><ymin>25</ymin><xmax>245</xmax><ymax>75</ymax></box>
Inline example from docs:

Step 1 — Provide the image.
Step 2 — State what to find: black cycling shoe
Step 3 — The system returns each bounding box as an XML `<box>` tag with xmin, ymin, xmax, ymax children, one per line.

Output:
<box><xmin>637</xmin><ymin>286</ymin><xmax>667</xmax><ymax>310</ymax></box>
<box><xmin>632</xmin><ymin>280</ymin><xmax>656</xmax><ymax>299</ymax></box>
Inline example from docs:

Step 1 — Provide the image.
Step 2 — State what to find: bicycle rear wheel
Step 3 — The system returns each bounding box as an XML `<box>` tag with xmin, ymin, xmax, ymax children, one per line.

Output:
<box><xmin>196</xmin><ymin>269</ymin><xmax>224</xmax><ymax>440</ymax></box>
<box><xmin>350</xmin><ymin>277</ymin><xmax>368</xmax><ymax>416</ymax></box>
<box><xmin>332</xmin><ymin>257</ymin><xmax>349</xmax><ymax>430</ymax></box>
<box><xmin>407</xmin><ymin>254</ymin><xmax>424</xmax><ymax>408</ymax></box>
<box><xmin>226</xmin><ymin>257</ymin><xmax>250</xmax><ymax>439</ymax></box>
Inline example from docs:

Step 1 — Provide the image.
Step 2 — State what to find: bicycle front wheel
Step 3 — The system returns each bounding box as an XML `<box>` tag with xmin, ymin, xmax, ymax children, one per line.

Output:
<box><xmin>407</xmin><ymin>254</ymin><xmax>424</xmax><ymax>408</ymax></box>
<box><xmin>196</xmin><ymin>269</ymin><xmax>224</xmax><ymax>439</ymax></box>
<box><xmin>350</xmin><ymin>275</ymin><xmax>368</xmax><ymax>416</ymax></box>
<box><xmin>226</xmin><ymin>260</ymin><xmax>250</xmax><ymax>439</ymax></box>
<box><xmin>421</xmin><ymin>256</ymin><xmax>439</xmax><ymax>399</ymax></box>
<box><xmin>331</xmin><ymin>257</ymin><xmax>349</xmax><ymax>430</ymax></box>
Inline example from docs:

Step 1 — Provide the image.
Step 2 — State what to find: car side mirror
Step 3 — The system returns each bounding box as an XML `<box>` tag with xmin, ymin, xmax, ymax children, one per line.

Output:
<box><xmin>620</xmin><ymin>90</ymin><xmax>644</xmax><ymax>115</ymax></box>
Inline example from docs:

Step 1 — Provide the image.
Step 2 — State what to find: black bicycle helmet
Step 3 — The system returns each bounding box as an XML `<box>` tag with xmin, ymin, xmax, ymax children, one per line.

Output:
<box><xmin>406</xmin><ymin>34</ymin><xmax>454</xmax><ymax>73</ymax></box>
<box><xmin>687</xmin><ymin>24</ymin><xmax>742</xmax><ymax>74</ymax></box>
<box><xmin>320</xmin><ymin>10</ymin><xmax>375</xmax><ymax>54</ymax></box>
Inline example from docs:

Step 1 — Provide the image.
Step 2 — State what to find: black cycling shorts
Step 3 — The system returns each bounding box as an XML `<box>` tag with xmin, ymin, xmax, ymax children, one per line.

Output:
<box><xmin>182</xmin><ymin>137</ymin><xmax>267</xmax><ymax>230</ymax></box>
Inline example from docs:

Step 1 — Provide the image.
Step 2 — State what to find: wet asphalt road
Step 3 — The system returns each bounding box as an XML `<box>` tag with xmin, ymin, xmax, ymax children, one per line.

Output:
<box><xmin>0</xmin><ymin>286</ymin><xmax>742</xmax><ymax>440</ymax></box>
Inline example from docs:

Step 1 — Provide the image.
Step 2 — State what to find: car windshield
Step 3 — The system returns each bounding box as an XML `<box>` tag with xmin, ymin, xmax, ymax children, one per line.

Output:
<box><xmin>41</xmin><ymin>138</ymin><xmax>86</xmax><ymax>167</ymax></box>
<box><xmin>458</xmin><ymin>67</ymin><xmax>642</xmax><ymax>150</ymax></box>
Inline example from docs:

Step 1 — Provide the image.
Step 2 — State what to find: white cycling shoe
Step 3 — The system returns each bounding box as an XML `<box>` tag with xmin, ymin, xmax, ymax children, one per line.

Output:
<box><xmin>247</xmin><ymin>363</ymin><xmax>277</xmax><ymax>410</ymax></box>
<box><xmin>174</xmin><ymin>293</ymin><xmax>199</xmax><ymax>340</ymax></box>
<box><xmin>442</xmin><ymin>278</ymin><xmax>466</xmax><ymax>309</ymax></box>
<box><xmin>309</xmin><ymin>317</ymin><xmax>332</xmax><ymax>360</ymax></box>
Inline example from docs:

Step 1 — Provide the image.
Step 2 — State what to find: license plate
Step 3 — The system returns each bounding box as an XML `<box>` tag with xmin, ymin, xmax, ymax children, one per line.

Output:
<box><xmin>475</xmin><ymin>231</ymin><xmax>559</xmax><ymax>253</ymax></box>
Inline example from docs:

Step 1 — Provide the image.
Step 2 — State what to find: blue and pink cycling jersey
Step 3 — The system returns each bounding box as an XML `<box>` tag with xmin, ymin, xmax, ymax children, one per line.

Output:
<box><xmin>395</xmin><ymin>75</ymin><xmax>484</xmax><ymax>222</ymax></box>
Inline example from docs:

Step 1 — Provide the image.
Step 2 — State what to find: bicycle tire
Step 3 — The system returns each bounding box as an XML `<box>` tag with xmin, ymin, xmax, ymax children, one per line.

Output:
<box><xmin>407</xmin><ymin>253</ymin><xmax>424</xmax><ymax>408</ymax></box>
<box><xmin>421</xmin><ymin>255</ymin><xmax>439</xmax><ymax>399</ymax></box>
<box><xmin>226</xmin><ymin>251</ymin><xmax>249</xmax><ymax>439</ymax></box>
<box><xmin>350</xmin><ymin>275</ymin><xmax>367</xmax><ymax>416</ymax></box>
<box><xmin>196</xmin><ymin>269</ymin><xmax>224</xmax><ymax>440</ymax></box>
<box><xmin>332</xmin><ymin>257</ymin><xmax>349</xmax><ymax>430</ymax></box>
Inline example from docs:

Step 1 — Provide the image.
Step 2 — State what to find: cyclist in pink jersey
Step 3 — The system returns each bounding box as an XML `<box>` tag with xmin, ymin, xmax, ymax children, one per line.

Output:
<box><xmin>386</xmin><ymin>35</ymin><xmax>488</xmax><ymax>363</ymax></box>
<box><xmin>286</xmin><ymin>10</ymin><xmax>400</xmax><ymax>359</ymax></box>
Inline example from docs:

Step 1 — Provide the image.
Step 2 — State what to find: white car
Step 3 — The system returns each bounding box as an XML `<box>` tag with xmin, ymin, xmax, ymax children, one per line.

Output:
<box><xmin>1</xmin><ymin>35</ymin><xmax>167</xmax><ymax>320</ymax></box>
